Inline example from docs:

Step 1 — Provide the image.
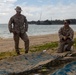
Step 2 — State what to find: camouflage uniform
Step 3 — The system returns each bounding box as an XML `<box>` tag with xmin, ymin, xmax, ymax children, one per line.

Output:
<box><xmin>58</xmin><ymin>26</ymin><xmax>74</xmax><ymax>52</ymax></box>
<box><xmin>8</xmin><ymin>14</ymin><xmax>29</xmax><ymax>54</ymax></box>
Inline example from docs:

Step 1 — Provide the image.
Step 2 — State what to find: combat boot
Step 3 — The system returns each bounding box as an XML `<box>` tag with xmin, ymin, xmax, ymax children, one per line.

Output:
<box><xmin>17</xmin><ymin>52</ymin><xmax>20</xmax><ymax>55</ymax></box>
<box><xmin>16</xmin><ymin>50</ymin><xmax>20</xmax><ymax>55</ymax></box>
<box><xmin>25</xmin><ymin>50</ymin><xmax>28</xmax><ymax>54</ymax></box>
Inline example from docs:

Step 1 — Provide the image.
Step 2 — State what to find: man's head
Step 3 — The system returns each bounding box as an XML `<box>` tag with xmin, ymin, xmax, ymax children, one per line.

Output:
<box><xmin>15</xmin><ymin>6</ymin><xmax>22</xmax><ymax>14</ymax></box>
<box><xmin>64</xmin><ymin>20</ymin><xmax>70</xmax><ymax>27</ymax></box>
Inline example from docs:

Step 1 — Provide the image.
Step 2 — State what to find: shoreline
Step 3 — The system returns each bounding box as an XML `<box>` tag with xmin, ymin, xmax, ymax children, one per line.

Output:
<box><xmin>0</xmin><ymin>33</ymin><xmax>58</xmax><ymax>39</ymax></box>
<box><xmin>0</xmin><ymin>32</ymin><xmax>76</xmax><ymax>52</ymax></box>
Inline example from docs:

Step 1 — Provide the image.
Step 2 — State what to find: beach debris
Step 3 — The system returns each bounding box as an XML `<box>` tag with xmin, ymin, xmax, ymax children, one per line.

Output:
<box><xmin>34</xmin><ymin>74</ymin><xmax>40</xmax><ymax>75</ymax></box>
<box><xmin>0</xmin><ymin>51</ymin><xmax>76</xmax><ymax>75</ymax></box>
<box><xmin>51</xmin><ymin>61</ymin><xmax>76</xmax><ymax>75</ymax></box>
<box><xmin>43</xmin><ymin>50</ymin><xmax>46</xmax><ymax>52</ymax></box>
<box><xmin>0</xmin><ymin>52</ymin><xmax>59</xmax><ymax>75</ymax></box>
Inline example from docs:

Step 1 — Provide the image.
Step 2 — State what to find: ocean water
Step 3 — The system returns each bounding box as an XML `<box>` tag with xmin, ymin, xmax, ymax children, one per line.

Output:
<box><xmin>0</xmin><ymin>24</ymin><xmax>76</xmax><ymax>38</ymax></box>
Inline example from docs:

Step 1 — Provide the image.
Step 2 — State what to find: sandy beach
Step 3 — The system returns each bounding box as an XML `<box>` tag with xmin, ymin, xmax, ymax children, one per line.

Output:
<box><xmin>0</xmin><ymin>32</ymin><xmax>76</xmax><ymax>52</ymax></box>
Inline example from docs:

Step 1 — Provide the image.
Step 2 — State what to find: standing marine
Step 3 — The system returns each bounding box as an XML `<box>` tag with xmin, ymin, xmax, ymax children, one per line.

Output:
<box><xmin>8</xmin><ymin>6</ymin><xmax>29</xmax><ymax>55</ymax></box>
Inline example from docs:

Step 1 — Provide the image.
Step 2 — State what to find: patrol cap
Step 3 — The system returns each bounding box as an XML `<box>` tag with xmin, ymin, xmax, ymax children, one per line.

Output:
<box><xmin>15</xmin><ymin>6</ymin><xmax>22</xmax><ymax>11</ymax></box>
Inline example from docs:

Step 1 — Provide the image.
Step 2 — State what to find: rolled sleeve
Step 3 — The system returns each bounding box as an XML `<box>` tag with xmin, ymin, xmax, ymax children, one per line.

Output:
<box><xmin>58</xmin><ymin>28</ymin><xmax>64</xmax><ymax>40</ymax></box>
<box><xmin>8</xmin><ymin>17</ymin><xmax>13</xmax><ymax>32</ymax></box>
<box><xmin>69</xmin><ymin>29</ymin><xmax>74</xmax><ymax>40</ymax></box>
<box><xmin>24</xmin><ymin>16</ymin><xmax>28</xmax><ymax>32</ymax></box>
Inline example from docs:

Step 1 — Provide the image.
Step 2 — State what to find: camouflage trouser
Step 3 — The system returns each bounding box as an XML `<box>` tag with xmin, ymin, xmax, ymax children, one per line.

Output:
<box><xmin>58</xmin><ymin>39</ymin><xmax>74</xmax><ymax>53</ymax></box>
<box><xmin>13</xmin><ymin>32</ymin><xmax>29</xmax><ymax>54</ymax></box>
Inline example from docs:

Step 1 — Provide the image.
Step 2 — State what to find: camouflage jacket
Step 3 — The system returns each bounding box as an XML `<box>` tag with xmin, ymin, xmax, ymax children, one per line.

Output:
<box><xmin>8</xmin><ymin>14</ymin><xmax>28</xmax><ymax>33</ymax></box>
<box><xmin>58</xmin><ymin>26</ymin><xmax>74</xmax><ymax>41</ymax></box>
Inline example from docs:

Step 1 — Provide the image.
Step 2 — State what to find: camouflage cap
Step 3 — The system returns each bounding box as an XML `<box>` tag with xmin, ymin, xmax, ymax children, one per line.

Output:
<box><xmin>15</xmin><ymin>6</ymin><xmax>22</xmax><ymax>11</ymax></box>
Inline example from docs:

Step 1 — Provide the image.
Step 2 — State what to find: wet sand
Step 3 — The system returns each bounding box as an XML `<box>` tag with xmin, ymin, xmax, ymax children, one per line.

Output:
<box><xmin>0</xmin><ymin>32</ymin><xmax>76</xmax><ymax>52</ymax></box>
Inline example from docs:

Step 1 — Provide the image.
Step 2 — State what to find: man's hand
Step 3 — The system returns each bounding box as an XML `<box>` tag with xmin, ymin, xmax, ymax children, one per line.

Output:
<box><xmin>10</xmin><ymin>29</ymin><xmax>15</xmax><ymax>33</ymax></box>
<box><xmin>63</xmin><ymin>36</ymin><xmax>67</xmax><ymax>40</ymax></box>
<box><xmin>25</xmin><ymin>28</ymin><xmax>28</xmax><ymax>32</ymax></box>
<box><xmin>63</xmin><ymin>36</ymin><xmax>70</xmax><ymax>40</ymax></box>
<box><xmin>10</xmin><ymin>30</ymin><xmax>13</xmax><ymax>33</ymax></box>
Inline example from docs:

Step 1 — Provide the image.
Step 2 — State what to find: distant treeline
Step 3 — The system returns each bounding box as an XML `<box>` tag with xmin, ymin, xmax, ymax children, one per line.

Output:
<box><xmin>28</xmin><ymin>19</ymin><xmax>76</xmax><ymax>25</ymax></box>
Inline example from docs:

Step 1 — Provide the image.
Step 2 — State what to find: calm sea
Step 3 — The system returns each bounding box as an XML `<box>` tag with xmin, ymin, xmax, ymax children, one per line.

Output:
<box><xmin>0</xmin><ymin>24</ymin><xmax>76</xmax><ymax>38</ymax></box>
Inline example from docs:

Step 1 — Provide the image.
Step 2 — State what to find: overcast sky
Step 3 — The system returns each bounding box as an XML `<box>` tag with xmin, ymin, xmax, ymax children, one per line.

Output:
<box><xmin>0</xmin><ymin>0</ymin><xmax>76</xmax><ymax>23</ymax></box>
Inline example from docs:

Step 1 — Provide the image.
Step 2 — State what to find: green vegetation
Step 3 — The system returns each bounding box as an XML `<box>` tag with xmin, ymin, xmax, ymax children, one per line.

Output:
<box><xmin>0</xmin><ymin>38</ymin><xmax>76</xmax><ymax>60</ymax></box>
<box><xmin>0</xmin><ymin>42</ymin><xmax>58</xmax><ymax>60</ymax></box>
<box><xmin>0</xmin><ymin>51</ymin><xmax>16</xmax><ymax>60</ymax></box>
<box><xmin>30</xmin><ymin>42</ymin><xmax>58</xmax><ymax>52</ymax></box>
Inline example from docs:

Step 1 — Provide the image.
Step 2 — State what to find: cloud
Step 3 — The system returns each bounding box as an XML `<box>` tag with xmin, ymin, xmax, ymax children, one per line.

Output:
<box><xmin>4</xmin><ymin>0</ymin><xmax>17</xmax><ymax>3</ymax></box>
<box><xmin>38</xmin><ymin>0</ymin><xmax>43</xmax><ymax>3</ymax></box>
<box><xmin>0</xmin><ymin>0</ymin><xmax>17</xmax><ymax>23</ymax></box>
<box><xmin>0</xmin><ymin>0</ymin><xmax>76</xmax><ymax>23</ymax></box>
<box><xmin>42</xmin><ymin>3</ymin><xmax>76</xmax><ymax>20</ymax></box>
<box><xmin>0</xmin><ymin>0</ymin><xmax>17</xmax><ymax>13</ymax></box>
<box><xmin>22</xmin><ymin>3</ymin><xmax>76</xmax><ymax>21</ymax></box>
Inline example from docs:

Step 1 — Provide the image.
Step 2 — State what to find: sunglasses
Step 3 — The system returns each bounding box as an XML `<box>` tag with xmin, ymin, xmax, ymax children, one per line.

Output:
<box><xmin>64</xmin><ymin>22</ymin><xmax>68</xmax><ymax>24</ymax></box>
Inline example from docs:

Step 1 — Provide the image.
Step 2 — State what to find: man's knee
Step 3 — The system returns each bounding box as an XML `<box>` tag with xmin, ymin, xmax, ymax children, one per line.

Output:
<box><xmin>24</xmin><ymin>38</ymin><xmax>29</xmax><ymax>44</ymax></box>
<box><xmin>21</xmin><ymin>33</ymin><xmax>29</xmax><ymax>42</ymax></box>
<box><xmin>68</xmin><ymin>40</ymin><xmax>74</xmax><ymax>45</ymax></box>
<box><xmin>13</xmin><ymin>34</ymin><xmax>19</xmax><ymax>41</ymax></box>
<box><xmin>57</xmin><ymin>42</ymin><xmax>65</xmax><ymax>52</ymax></box>
<box><xmin>59</xmin><ymin>41</ymin><xmax>65</xmax><ymax>46</ymax></box>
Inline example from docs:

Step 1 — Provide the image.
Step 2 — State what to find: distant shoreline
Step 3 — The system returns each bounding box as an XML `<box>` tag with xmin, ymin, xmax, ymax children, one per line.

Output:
<box><xmin>1</xmin><ymin>19</ymin><xmax>76</xmax><ymax>25</ymax></box>
<box><xmin>28</xmin><ymin>19</ymin><xmax>76</xmax><ymax>25</ymax></box>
